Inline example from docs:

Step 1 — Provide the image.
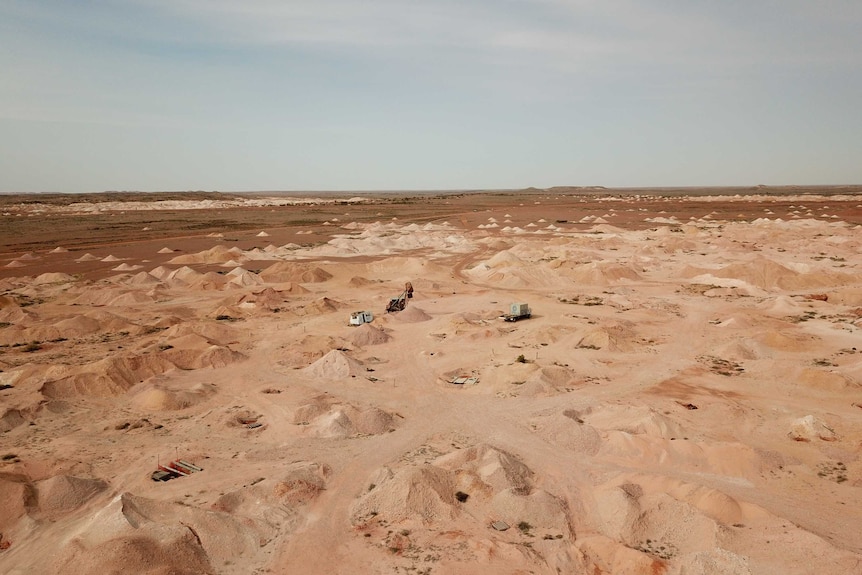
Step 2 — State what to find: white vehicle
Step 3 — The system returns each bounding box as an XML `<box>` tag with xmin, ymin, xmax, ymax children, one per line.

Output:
<box><xmin>349</xmin><ymin>311</ymin><xmax>374</xmax><ymax>326</ymax></box>
<box><xmin>502</xmin><ymin>303</ymin><xmax>531</xmax><ymax>322</ymax></box>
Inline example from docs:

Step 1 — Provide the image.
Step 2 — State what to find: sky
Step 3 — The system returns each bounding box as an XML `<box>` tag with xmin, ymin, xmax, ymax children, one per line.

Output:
<box><xmin>2</xmin><ymin>0</ymin><xmax>861</xmax><ymax>193</ymax></box>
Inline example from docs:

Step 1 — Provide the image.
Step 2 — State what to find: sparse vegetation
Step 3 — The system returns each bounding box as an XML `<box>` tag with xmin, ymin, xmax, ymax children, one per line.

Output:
<box><xmin>634</xmin><ymin>538</ymin><xmax>677</xmax><ymax>560</ymax></box>
<box><xmin>23</xmin><ymin>341</ymin><xmax>42</xmax><ymax>353</ymax></box>
<box><xmin>559</xmin><ymin>294</ymin><xmax>603</xmax><ymax>305</ymax></box>
<box><xmin>697</xmin><ymin>355</ymin><xmax>744</xmax><ymax>376</ymax></box>
<box><xmin>817</xmin><ymin>461</ymin><xmax>848</xmax><ymax>483</ymax></box>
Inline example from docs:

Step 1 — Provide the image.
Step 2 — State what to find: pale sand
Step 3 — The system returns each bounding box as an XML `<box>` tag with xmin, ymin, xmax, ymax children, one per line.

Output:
<box><xmin>0</xmin><ymin>192</ymin><xmax>861</xmax><ymax>574</ymax></box>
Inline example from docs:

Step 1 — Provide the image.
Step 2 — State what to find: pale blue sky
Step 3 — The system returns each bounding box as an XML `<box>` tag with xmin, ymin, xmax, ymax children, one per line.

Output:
<box><xmin>2</xmin><ymin>1</ymin><xmax>861</xmax><ymax>192</ymax></box>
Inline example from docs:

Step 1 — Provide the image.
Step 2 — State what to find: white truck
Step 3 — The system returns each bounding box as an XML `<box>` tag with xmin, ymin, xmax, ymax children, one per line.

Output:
<box><xmin>349</xmin><ymin>311</ymin><xmax>374</xmax><ymax>326</ymax></box>
<box><xmin>502</xmin><ymin>303</ymin><xmax>531</xmax><ymax>322</ymax></box>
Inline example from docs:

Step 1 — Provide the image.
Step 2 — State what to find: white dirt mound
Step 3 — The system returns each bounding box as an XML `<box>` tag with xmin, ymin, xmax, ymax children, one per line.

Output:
<box><xmin>33</xmin><ymin>272</ymin><xmax>75</xmax><ymax>284</ymax></box>
<box><xmin>351</xmin><ymin>465</ymin><xmax>458</xmax><ymax>525</ymax></box>
<box><xmin>169</xmin><ymin>245</ymin><xmax>244</xmax><ymax>265</ymax></box>
<box><xmin>303</xmin><ymin>349</ymin><xmax>366</xmax><ymax>379</ymax></box>
<box><xmin>435</xmin><ymin>444</ymin><xmax>533</xmax><ymax>494</ymax></box>
<box><xmin>788</xmin><ymin>414</ymin><xmax>838</xmax><ymax>441</ymax></box>
<box><xmin>125</xmin><ymin>271</ymin><xmax>161</xmax><ymax>285</ymax></box>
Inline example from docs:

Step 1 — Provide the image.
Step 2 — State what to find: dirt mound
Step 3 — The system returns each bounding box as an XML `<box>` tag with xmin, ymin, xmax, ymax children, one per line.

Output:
<box><xmin>559</xmin><ymin>261</ymin><xmax>643</xmax><ymax>285</ymax></box>
<box><xmin>0</xmin><ymin>304</ymin><xmax>34</xmax><ymax>324</ymax></box>
<box><xmin>284</xmin><ymin>297</ymin><xmax>342</xmax><ymax>317</ymax></box>
<box><xmin>34</xmin><ymin>475</ymin><xmax>108</xmax><ymax>517</ymax></box>
<box><xmin>532</xmin><ymin>409</ymin><xmax>603</xmax><ymax>455</ymax></box>
<box><xmin>125</xmin><ymin>271</ymin><xmax>161</xmax><ymax>285</ymax></box>
<box><xmin>226</xmin><ymin>269</ymin><xmax>263</xmax><ymax>287</ymax></box>
<box><xmin>213</xmin><ymin>461</ymin><xmax>331</xmax><ymax>519</ymax></box>
<box><xmin>348</xmin><ymin>276</ymin><xmax>375</xmax><ymax>287</ymax></box>
<box><xmin>131</xmin><ymin>382</ymin><xmax>217</xmax><ymax>411</ymax></box>
<box><xmin>111</xmin><ymin>263</ymin><xmax>142</xmax><ymax>272</ymax></box>
<box><xmin>490</xmin><ymin>487</ymin><xmax>570</xmax><ymax>532</ymax></box>
<box><xmin>165</xmin><ymin>266</ymin><xmax>203</xmax><ymax>285</ymax></box>
<box><xmin>52</xmin><ymin>491</ymin><xmax>263</xmax><ymax>574</ymax></box>
<box><xmin>392</xmin><ymin>305</ymin><xmax>431</xmax><ymax>322</ymax></box>
<box><xmin>163</xmin><ymin>344</ymin><xmax>246</xmax><ymax>370</ymax></box>
<box><xmin>162</xmin><ymin>322</ymin><xmax>241</xmax><ymax>346</ymax></box>
<box><xmin>351</xmin><ymin>465</ymin><xmax>458</xmax><ymax>525</ymax></box>
<box><xmin>260</xmin><ymin>262</ymin><xmax>333</xmax><ymax>283</ymax></box>
<box><xmin>788</xmin><ymin>414</ymin><xmax>838</xmax><ymax>441</ymax></box>
<box><xmin>0</xmin><ymin>408</ymin><xmax>27</xmax><ymax>432</ymax></box>
<box><xmin>828</xmin><ymin>287</ymin><xmax>862</xmax><ymax>306</ymax></box>
<box><xmin>306</xmin><ymin>407</ymin><xmax>393</xmax><ymax>437</ymax></box>
<box><xmin>351</xmin><ymin>441</ymin><xmax>573</xmax><ymax>556</ymax></box>
<box><xmin>585</xmin><ymin>404</ymin><xmax>686</xmax><ymax>438</ymax></box>
<box><xmin>709</xmin><ymin>257</ymin><xmax>853</xmax><ymax>291</ymax></box>
<box><xmin>168</xmin><ymin>245</ymin><xmax>244</xmax><ymax>265</ymax></box>
<box><xmin>185</xmin><ymin>271</ymin><xmax>228</xmax><ymax>290</ymax></box>
<box><xmin>576</xmin><ymin>322</ymin><xmax>640</xmax><ymax>352</ymax></box>
<box><xmin>147</xmin><ymin>265</ymin><xmax>174</xmax><ymax>280</ymax></box>
<box><xmin>273</xmin><ymin>462</ymin><xmax>332</xmax><ymax>504</ymax></box>
<box><xmin>755</xmin><ymin>330</ymin><xmax>817</xmax><ymax>352</ymax></box>
<box><xmin>348</xmin><ymin>323</ymin><xmax>391</xmax><ymax>346</ymax></box>
<box><xmin>236</xmin><ymin>287</ymin><xmax>288</xmax><ymax>309</ymax></box>
<box><xmin>0</xmin><ymin>474</ymin><xmax>34</xmax><ymax>531</ymax></box>
<box><xmin>293</xmin><ymin>395</ymin><xmax>397</xmax><ymax>437</ymax></box>
<box><xmin>435</xmin><ymin>444</ymin><xmax>533</xmax><ymax>494</ymax></box>
<box><xmin>303</xmin><ymin>349</ymin><xmax>365</xmax><ymax>379</ymax></box>
<box><xmin>277</xmin><ymin>335</ymin><xmax>339</xmax><ymax>367</ymax></box>
<box><xmin>50</xmin><ymin>312</ymin><xmax>134</xmax><ymax>339</ymax></box>
<box><xmin>33</xmin><ymin>272</ymin><xmax>76</xmax><ymax>284</ymax></box>
<box><xmin>796</xmin><ymin>368</ymin><xmax>859</xmax><ymax>393</ymax></box>
<box><xmin>39</xmin><ymin>354</ymin><xmax>177</xmax><ymax>398</ymax></box>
